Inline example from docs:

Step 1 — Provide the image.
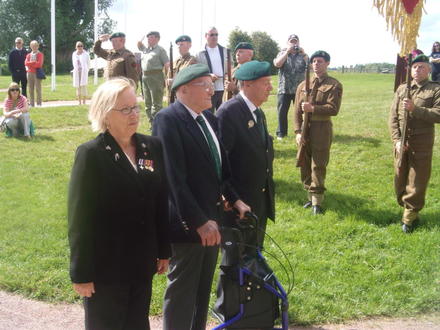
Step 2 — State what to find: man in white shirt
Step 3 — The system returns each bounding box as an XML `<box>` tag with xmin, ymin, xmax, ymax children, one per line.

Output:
<box><xmin>196</xmin><ymin>27</ymin><xmax>232</xmax><ymax>113</ymax></box>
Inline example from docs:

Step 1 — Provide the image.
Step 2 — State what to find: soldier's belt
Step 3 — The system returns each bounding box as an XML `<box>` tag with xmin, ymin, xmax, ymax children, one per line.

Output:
<box><xmin>311</xmin><ymin>115</ymin><xmax>331</xmax><ymax>121</ymax></box>
<box><xmin>407</xmin><ymin>127</ymin><xmax>434</xmax><ymax>136</ymax></box>
<box><xmin>143</xmin><ymin>69</ymin><xmax>163</xmax><ymax>75</ymax></box>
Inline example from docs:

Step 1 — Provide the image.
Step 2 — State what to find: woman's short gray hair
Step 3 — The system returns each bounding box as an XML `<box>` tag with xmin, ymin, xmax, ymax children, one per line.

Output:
<box><xmin>88</xmin><ymin>77</ymin><xmax>136</xmax><ymax>132</ymax></box>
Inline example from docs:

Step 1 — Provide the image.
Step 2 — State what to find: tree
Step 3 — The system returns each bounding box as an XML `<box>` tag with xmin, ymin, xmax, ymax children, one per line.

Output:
<box><xmin>250</xmin><ymin>31</ymin><xmax>280</xmax><ymax>75</ymax></box>
<box><xmin>0</xmin><ymin>0</ymin><xmax>116</xmax><ymax>73</ymax></box>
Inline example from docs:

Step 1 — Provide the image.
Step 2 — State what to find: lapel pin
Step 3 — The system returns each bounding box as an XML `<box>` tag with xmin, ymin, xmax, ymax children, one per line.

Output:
<box><xmin>141</xmin><ymin>143</ymin><xmax>146</xmax><ymax>148</ymax></box>
<box><xmin>248</xmin><ymin>120</ymin><xmax>254</xmax><ymax>129</ymax></box>
<box><xmin>105</xmin><ymin>145</ymin><xmax>111</xmax><ymax>150</ymax></box>
<box><xmin>114</xmin><ymin>153</ymin><xmax>120</xmax><ymax>161</ymax></box>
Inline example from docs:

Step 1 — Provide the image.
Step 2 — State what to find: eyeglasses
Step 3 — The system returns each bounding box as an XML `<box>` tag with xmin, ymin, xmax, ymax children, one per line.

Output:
<box><xmin>10</xmin><ymin>88</ymin><xmax>20</xmax><ymax>92</ymax></box>
<box><xmin>208</xmin><ymin>33</ymin><xmax>218</xmax><ymax>37</ymax></box>
<box><xmin>191</xmin><ymin>82</ymin><xmax>214</xmax><ymax>91</ymax></box>
<box><xmin>112</xmin><ymin>104</ymin><xmax>140</xmax><ymax>115</ymax></box>
<box><xmin>77</xmin><ymin>45</ymin><xmax>83</xmax><ymax>48</ymax></box>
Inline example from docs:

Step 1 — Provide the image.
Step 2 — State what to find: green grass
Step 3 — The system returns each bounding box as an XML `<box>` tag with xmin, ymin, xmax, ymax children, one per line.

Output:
<box><xmin>0</xmin><ymin>74</ymin><xmax>106</xmax><ymax>101</ymax></box>
<box><xmin>0</xmin><ymin>73</ymin><xmax>439</xmax><ymax>325</ymax></box>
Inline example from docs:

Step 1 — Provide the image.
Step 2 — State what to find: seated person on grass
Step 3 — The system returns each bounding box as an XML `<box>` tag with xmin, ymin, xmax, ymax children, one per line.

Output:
<box><xmin>2</xmin><ymin>82</ymin><xmax>32</xmax><ymax>138</ymax></box>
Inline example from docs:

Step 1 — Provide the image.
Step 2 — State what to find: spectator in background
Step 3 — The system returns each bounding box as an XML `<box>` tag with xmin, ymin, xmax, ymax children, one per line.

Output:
<box><xmin>72</xmin><ymin>41</ymin><xmax>91</xmax><ymax>105</ymax></box>
<box><xmin>273</xmin><ymin>34</ymin><xmax>308</xmax><ymax>140</ymax></box>
<box><xmin>3</xmin><ymin>82</ymin><xmax>31</xmax><ymax>138</ymax></box>
<box><xmin>8</xmin><ymin>37</ymin><xmax>28</xmax><ymax>97</ymax></box>
<box><xmin>25</xmin><ymin>40</ymin><xmax>44</xmax><ymax>107</ymax></box>
<box><xmin>430</xmin><ymin>41</ymin><xmax>440</xmax><ymax>82</ymax></box>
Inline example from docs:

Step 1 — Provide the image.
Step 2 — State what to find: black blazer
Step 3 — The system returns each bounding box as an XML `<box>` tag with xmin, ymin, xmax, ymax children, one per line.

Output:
<box><xmin>152</xmin><ymin>101</ymin><xmax>239</xmax><ymax>243</ymax></box>
<box><xmin>216</xmin><ymin>95</ymin><xmax>275</xmax><ymax>221</ymax></box>
<box><xmin>68</xmin><ymin>132</ymin><xmax>170</xmax><ymax>284</ymax></box>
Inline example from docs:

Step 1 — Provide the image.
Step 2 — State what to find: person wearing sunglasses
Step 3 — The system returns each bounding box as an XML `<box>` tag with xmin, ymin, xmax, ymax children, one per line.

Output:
<box><xmin>72</xmin><ymin>41</ymin><xmax>90</xmax><ymax>105</ymax></box>
<box><xmin>196</xmin><ymin>27</ymin><xmax>232</xmax><ymax>113</ymax></box>
<box><xmin>8</xmin><ymin>37</ymin><xmax>29</xmax><ymax>97</ymax></box>
<box><xmin>429</xmin><ymin>41</ymin><xmax>440</xmax><ymax>82</ymax></box>
<box><xmin>68</xmin><ymin>77</ymin><xmax>170</xmax><ymax>329</ymax></box>
<box><xmin>3</xmin><ymin>82</ymin><xmax>31</xmax><ymax>138</ymax></box>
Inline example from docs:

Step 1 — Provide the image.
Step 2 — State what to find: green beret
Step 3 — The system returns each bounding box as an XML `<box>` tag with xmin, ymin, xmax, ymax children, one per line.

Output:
<box><xmin>147</xmin><ymin>31</ymin><xmax>160</xmax><ymax>38</ymax></box>
<box><xmin>234</xmin><ymin>42</ymin><xmax>254</xmax><ymax>52</ymax></box>
<box><xmin>412</xmin><ymin>54</ymin><xmax>430</xmax><ymax>64</ymax></box>
<box><xmin>172</xmin><ymin>64</ymin><xmax>211</xmax><ymax>91</ymax></box>
<box><xmin>110</xmin><ymin>32</ymin><xmax>125</xmax><ymax>40</ymax></box>
<box><xmin>175</xmin><ymin>35</ymin><xmax>192</xmax><ymax>43</ymax></box>
<box><xmin>234</xmin><ymin>60</ymin><xmax>271</xmax><ymax>81</ymax></box>
<box><xmin>310</xmin><ymin>50</ymin><xmax>330</xmax><ymax>62</ymax></box>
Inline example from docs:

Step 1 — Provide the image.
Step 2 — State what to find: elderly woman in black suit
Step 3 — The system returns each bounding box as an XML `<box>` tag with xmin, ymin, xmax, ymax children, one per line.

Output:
<box><xmin>68</xmin><ymin>77</ymin><xmax>170</xmax><ymax>330</ymax></box>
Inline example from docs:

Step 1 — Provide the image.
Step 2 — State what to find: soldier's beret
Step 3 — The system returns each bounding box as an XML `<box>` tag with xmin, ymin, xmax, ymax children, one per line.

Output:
<box><xmin>234</xmin><ymin>42</ymin><xmax>254</xmax><ymax>52</ymax></box>
<box><xmin>310</xmin><ymin>50</ymin><xmax>331</xmax><ymax>62</ymax></box>
<box><xmin>175</xmin><ymin>35</ymin><xmax>192</xmax><ymax>43</ymax></box>
<box><xmin>172</xmin><ymin>64</ymin><xmax>211</xmax><ymax>91</ymax></box>
<box><xmin>147</xmin><ymin>31</ymin><xmax>160</xmax><ymax>38</ymax></box>
<box><xmin>412</xmin><ymin>54</ymin><xmax>430</xmax><ymax>64</ymax></box>
<box><xmin>288</xmin><ymin>34</ymin><xmax>299</xmax><ymax>41</ymax></box>
<box><xmin>110</xmin><ymin>32</ymin><xmax>125</xmax><ymax>40</ymax></box>
<box><xmin>234</xmin><ymin>60</ymin><xmax>271</xmax><ymax>81</ymax></box>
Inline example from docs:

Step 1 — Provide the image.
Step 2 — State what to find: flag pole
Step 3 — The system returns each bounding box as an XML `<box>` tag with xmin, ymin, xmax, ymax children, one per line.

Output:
<box><xmin>50</xmin><ymin>0</ymin><xmax>56</xmax><ymax>91</ymax></box>
<box><xmin>94</xmin><ymin>0</ymin><xmax>99</xmax><ymax>85</ymax></box>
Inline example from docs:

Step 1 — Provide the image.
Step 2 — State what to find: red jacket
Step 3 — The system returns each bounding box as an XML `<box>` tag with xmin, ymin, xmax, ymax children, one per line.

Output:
<box><xmin>25</xmin><ymin>52</ymin><xmax>44</xmax><ymax>73</ymax></box>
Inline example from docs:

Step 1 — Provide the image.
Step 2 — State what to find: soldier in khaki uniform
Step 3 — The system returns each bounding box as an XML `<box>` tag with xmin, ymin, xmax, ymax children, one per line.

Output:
<box><xmin>389</xmin><ymin>54</ymin><xmax>440</xmax><ymax>233</ymax></box>
<box><xmin>93</xmin><ymin>32</ymin><xmax>138</xmax><ymax>86</ymax></box>
<box><xmin>294</xmin><ymin>51</ymin><xmax>343</xmax><ymax>215</ymax></box>
<box><xmin>138</xmin><ymin>31</ymin><xmax>170</xmax><ymax>123</ymax></box>
<box><xmin>223</xmin><ymin>42</ymin><xmax>254</xmax><ymax>101</ymax></box>
<box><xmin>166</xmin><ymin>35</ymin><xmax>197</xmax><ymax>103</ymax></box>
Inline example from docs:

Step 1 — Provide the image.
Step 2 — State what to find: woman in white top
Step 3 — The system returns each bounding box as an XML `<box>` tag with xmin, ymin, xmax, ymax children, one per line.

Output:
<box><xmin>72</xmin><ymin>41</ymin><xmax>90</xmax><ymax>105</ymax></box>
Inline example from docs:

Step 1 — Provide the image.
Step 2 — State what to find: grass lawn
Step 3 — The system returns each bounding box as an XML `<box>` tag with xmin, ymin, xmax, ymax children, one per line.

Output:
<box><xmin>0</xmin><ymin>73</ymin><xmax>439</xmax><ymax>325</ymax></box>
<box><xmin>0</xmin><ymin>74</ymin><xmax>106</xmax><ymax>101</ymax></box>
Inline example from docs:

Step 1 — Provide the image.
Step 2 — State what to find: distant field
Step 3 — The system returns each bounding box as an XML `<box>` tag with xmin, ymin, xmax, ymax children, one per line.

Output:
<box><xmin>0</xmin><ymin>73</ymin><xmax>439</xmax><ymax>325</ymax></box>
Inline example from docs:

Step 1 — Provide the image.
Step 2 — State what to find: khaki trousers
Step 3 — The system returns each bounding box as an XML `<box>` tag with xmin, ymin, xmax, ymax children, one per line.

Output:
<box><xmin>27</xmin><ymin>72</ymin><xmax>42</xmax><ymax>106</ymax></box>
<box><xmin>301</xmin><ymin>120</ymin><xmax>333</xmax><ymax>204</ymax></box>
<box><xmin>143</xmin><ymin>71</ymin><xmax>165</xmax><ymax>123</ymax></box>
<box><xmin>394</xmin><ymin>132</ymin><xmax>434</xmax><ymax>222</ymax></box>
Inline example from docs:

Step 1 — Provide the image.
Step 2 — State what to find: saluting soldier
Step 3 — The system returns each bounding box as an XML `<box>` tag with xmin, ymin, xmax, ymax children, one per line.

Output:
<box><xmin>223</xmin><ymin>42</ymin><xmax>254</xmax><ymax>101</ymax></box>
<box><xmin>389</xmin><ymin>54</ymin><xmax>440</xmax><ymax>233</ymax></box>
<box><xmin>138</xmin><ymin>31</ymin><xmax>170</xmax><ymax>124</ymax></box>
<box><xmin>167</xmin><ymin>35</ymin><xmax>197</xmax><ymax>93</ymax></box>
<box><xmin>93</xmin><ymin>32</ymin><xmax>138</xmax><ymax>86</ymax></box>
<box><xmin>294</xmin><ymin>50</ymin><xmax>343</xmax><ymax>215</ymax></box>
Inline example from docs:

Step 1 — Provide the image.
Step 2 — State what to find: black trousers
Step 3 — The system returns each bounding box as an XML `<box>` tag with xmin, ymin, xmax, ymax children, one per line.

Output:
<box><xmin>163</xmin><ymin>243</ymin><xmax>219</xmax><ymax>330</ymax></box>
<box><xmin>208</xmin><ymin>90</ymin><xmax>224</xmax><ymax>113</ymax></box>
<box><xmin>11</xmin><ymin>71</ymin><xmax>27</xmax><ymax>97</ymax></box>
<box><xmin>83</xmin><ymin>279</ymin><xmax>153</xmax><ymax>330</ymax></box>
<box><xmin>276</xmin><ymin>93</ymin><xmax>295</xmax><ymax>137</ymax></box>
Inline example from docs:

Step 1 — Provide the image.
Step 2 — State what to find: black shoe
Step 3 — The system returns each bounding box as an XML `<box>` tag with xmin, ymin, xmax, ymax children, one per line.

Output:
<box><xmin>402</xmin><ymin>218</ymin><xmax>420</xmax><ymax>233</ymax></box>
<box><xmin>303</xmin><ymin>201</ymin><xmax>312</xmax><ymax>209</ymax></box>
<box><xmin>312</xmin><ymin>205</ymin><xmax>323</xmax><ymax>215</ymax></box>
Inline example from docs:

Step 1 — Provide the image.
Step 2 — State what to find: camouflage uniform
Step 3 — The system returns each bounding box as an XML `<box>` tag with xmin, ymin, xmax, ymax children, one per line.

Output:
<box><xmin>276</xmin><ymin>50</ymin><xmax>307</xmax><ymax>137</ymax></box>
<box><xmin>138</xmin><ymin>44</ymin><xmax>169</xmax><ymax>122</ymax></box>
<box><xmin>294</xmin><ymin>73</ymin><xmax>343</xmax><ymax>206</ymax></box>
<box><xmin>389</xmin><ymin>79</ymin><xmax>440</xmax><ymax>225</ymax></box>
<box><xmin>93</xmin><ymin>40</ymin><xmax>138</xmax><ymax>86</ymax></box>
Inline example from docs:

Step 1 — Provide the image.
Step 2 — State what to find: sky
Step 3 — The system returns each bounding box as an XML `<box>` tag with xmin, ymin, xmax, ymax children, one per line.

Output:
<box><xmin>105</xmin><ymin>0</ymin><xmax>440</xmax><ymax>67</ymax></box>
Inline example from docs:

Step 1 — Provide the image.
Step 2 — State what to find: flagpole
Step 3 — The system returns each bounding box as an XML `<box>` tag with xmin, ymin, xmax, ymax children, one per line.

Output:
<box><xmin>51</xmin><ymin>0</ymin><xmax>56</xmax><ymax>91</ymax></box>
<box><xmin>94</xmin><ymin>0</ymin><xmax>98</xmax><ymax>85</ymax></box>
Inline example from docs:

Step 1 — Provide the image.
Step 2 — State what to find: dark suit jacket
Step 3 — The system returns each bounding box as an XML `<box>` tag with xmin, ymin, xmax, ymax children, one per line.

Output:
<box><xmin>216</xmin><ymin>95</ymin><xmax>275</xmax><ymax>222</ymax></box>
<box><xmin>152</xmin><ymin>101</ymin><xmax>239</xmax><ymax>243</ymax></box>
<box><xmin>68</xmin><ymin>132</ymin><xmax>170</xmax><ymax>284</ymax></box>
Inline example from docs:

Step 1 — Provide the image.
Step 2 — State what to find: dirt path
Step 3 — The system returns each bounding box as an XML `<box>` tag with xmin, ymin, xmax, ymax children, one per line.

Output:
<box><xmin>1</xmin><ymin>291</ymin><xmax>439</xmax><ymax>330</ymax></box>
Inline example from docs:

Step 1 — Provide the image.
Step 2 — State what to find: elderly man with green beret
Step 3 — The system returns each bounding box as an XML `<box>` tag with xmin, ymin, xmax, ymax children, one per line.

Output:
<box><xmin>166</xmin><ymin>35</ymin><xmax>197</xmax><ymax>102</ymax></box>
<box><xmin>293</xmin><ymin>50</ymin><xmax>343</xmax><ymax>215</ymax></box>
<box><xmin>389</xmin><ymin>54</ymin><xmax>440</xmax><ymax>233</ymax></box>
<box><xmin>137</xmin><ymin>31</ymin><xmax>170</xmax><ymax>124</ymax></box>
<box><xmin>93</xmin><ymin>32</ymin><xmax>139</xmax><ymax>86</ymax></box>
<box><xmin>153</xmin><ymin>64</ymin><xmax>250</xmax><ymax>330</ymax></box>
<box><xmin>223</xmin><ymin>42</ymin><xmax>254</xmax><ymax>100</ymax></box>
